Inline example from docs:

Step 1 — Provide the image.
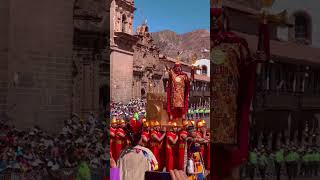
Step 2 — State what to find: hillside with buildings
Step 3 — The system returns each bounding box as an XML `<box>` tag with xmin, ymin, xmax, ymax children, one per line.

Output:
<box><xmin>151</xmin><ymin>29</ymin><xmax>210</xmax><ymax>63</ymax></box>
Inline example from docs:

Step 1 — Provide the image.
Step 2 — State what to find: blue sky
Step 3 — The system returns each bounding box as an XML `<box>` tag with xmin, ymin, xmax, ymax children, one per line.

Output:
<box><xmin>133</xmin><ymin>0</ymin><xmax>210</xmax><ymax>34</ymax></box>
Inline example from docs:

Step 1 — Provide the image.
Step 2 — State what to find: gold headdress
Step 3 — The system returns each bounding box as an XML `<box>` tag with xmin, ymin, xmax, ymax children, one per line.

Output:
<box><xmin>175</xmin><ymin>51</ymin><xmax>183</xmax><ymax>65</ymax></box>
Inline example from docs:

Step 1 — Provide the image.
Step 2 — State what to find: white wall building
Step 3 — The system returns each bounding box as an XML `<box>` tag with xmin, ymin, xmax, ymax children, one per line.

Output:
<box><xmin>270</xmin><ymin>0</ymin><xmax>320</xmax><ymax>47</ymax></box>
<box><xmin>193</xmin><ymin>59</ymin><xmax>210</xmax><ymax>77</ymax></box>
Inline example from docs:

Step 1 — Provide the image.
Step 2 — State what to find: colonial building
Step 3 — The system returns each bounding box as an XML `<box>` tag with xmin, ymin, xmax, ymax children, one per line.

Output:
<box><xmin>222</xmin><ymin>0</ymin><xmax>320</xmax><ymax>149</ymax></box>
<box><xmin>0</xmin><ymin>0</ymin><xmax>108</xmax><ymax>133</ymax></box>
<box><xmin>132</xmin><ymin>23</ymin><xmax>164</xmax><ymax>98</ymax></box>
<box><xmin>73</xmin><ymin>0</ymin><xmax>109</xmax><ymax>119</ymax></box>
<box><xmin>110</xmin><ymin>0</ymin><xmax>210</xmax><ymax>106</ymax></box>
<box><xmin>110</xmin><ymin>0</ymin><xmax>138</xmax><ymax>103</ymax></box>
<box><xmin>271</xmin><ymin>0</ymin><xmax>320</xmax><ymax>47</ymax></box>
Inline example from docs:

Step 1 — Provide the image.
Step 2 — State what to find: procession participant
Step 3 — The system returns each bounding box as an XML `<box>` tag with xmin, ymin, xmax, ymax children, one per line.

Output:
<box><xmin>196</xmin><ymin>120</ymin><xmax>206</xmax><ymax>159</ymax></box>
<box><xmin>141</xmin><ymin>118</ymin><xmax>147</xmax><ymax>125</ymax></box>
<box><xmin>149</xmin><ymin>120</ymin><xmax>166</xmax><ymax>171</ymax></box>
<box><xmin>118</xmin><ymin>118</ymin><xmax>159</xmax><ymax>180</ymax></box>
<box><xmin>159</xmin><ymin>123</ymin><xmax>167</xmax><ymax>171</ymax></box>
<box><xmin>258</xmin><ymin>148</ymin><xmax>268</xmax><ymax>180</ymax></box>
<box><xmin>248</xmin><ymin>149</ymin><xmax>258</xmax><ymax>180</ymax></box>
<box><xmin>140</xmin><ymin>121</ymin><xmax>150</xmax><ymax>147</ymax></box>
<box><xmin>166</xmin><ymin>60</ymin><xmax>190</xmax><ymax>121</ymax></box>
<box><xmin>110</xmin><ymin>118</ymin><xmax>118</xmax><ymax>160</ymax></box>
<box><xmin>177</xmin><ymin>120</ymin><xmax>189</xmax><ymax>170</ymax></box>
<box><xmin>190</xmin><ymin>120</ymin><xmax>196</xmax><ymax>127</ymax></box>
<box><xmin>199</xmin><ymin>119</ymin><xmax>210</xmax><ymax>170</ymax></box>
<box><xmin>274</xmin><ymin>146</ymin><xmax>284</xmax><ymax>180</ymax></box>
<box><xmin>166</xmin><ymin>121</ymin><xmax>179</xmax><ymax>171</ymax></box>
<box><xmin>114</xmin><ymin>119</ymin><xmax>126</xmax><ymax>162</ymax></box>
<box><xmin>186</xmin><ymin>125</ymin><xmax>200</xmax><ymax>177</ymax></box>
<box><xmin>211</xmin><ymin>0</ymin><xmax>264</xmax><ymax>179</ymax></box>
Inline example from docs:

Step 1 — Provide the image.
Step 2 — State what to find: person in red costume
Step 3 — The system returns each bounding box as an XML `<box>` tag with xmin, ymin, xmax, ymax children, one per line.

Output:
<box><xmin>177</xmin><ymin>120</ymin><xmax>189</xmax><ymax>170</ymax></box>
<box><xmin>110</xmin><ymin>118</ymin><xmax>118</xmax><ymax>161</ymax></box>
<box><xmin>140</xmin><ymin>121</ymin><xmax>150</xmax><ymax>147</ymax></box>
<box><xmin>196</xmin><ymin>120</ymin><xmax>206</xmax><ymax>160</ymax></box>
<box><xmin>197</xmin><ymin>120</ymin><xmax>210</xmax><ymax>170</ymax></box>
<box><xmin>211</xmin><ymin>0</ymin><xmax>266</xmax><ymax>179</ymax></box>
<box><xmin>114</xmin><ymin>119</ymin><xmax>127</xmax><ymax>162</ymax></box>
<box><xmin>150</xmin><ymin>120</ymin><xmax>166</xmax><ymax>171</ymax></box>
<box><xmin>166</xmin><ymin>121</ymin><xmax>179</xmax><ymax>171</ymax></box>
<box><xmin>166</xmin><ymin>60</ymin><xmax>190</xmax><ymax>121</ymax></box>
<box><xmin>159</xmin><ymin>124</ymin><xmax>167</xmax><ymax>171</ymax></box>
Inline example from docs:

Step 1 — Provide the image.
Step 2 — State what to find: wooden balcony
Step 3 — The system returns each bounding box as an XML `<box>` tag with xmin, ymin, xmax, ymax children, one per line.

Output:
<box><xmin>254</xmin><ymin>91</ymin><xmax>299</xmax><ymax>110</ymax></box>
<box><xmin>301</xmin><ymin>95</ymin><xmax>320</xmax><ymax>110</ymax></box>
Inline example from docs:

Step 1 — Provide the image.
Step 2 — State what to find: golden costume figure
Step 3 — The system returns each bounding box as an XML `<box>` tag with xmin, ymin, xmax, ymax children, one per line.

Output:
<box><xmin>166</xmin><ymin>61</ymin><xmax>190</xmax><ymax>120</ymax></box>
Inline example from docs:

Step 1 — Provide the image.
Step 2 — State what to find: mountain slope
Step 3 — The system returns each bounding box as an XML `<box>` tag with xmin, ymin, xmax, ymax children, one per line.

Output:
<box><xmin>151</xmin><ymin>29</ymin><xmax>210</xmax><ymax>63</ymax></box>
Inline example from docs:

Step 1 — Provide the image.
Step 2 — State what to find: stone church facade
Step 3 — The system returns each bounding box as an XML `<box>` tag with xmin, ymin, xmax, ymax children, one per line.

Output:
<box><xmin>0</xmin><ymin>0</ymin><xmax>109</xmax><ymax>133</ymax></box>
<box><xmin>110</xmin><ymin>0</ymin><xmax>210</xmax><ymax>105</ymax></box>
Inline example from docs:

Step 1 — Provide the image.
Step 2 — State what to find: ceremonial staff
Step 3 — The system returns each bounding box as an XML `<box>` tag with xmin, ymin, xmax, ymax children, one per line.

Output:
<box><xmin>251</xmin><ymin>0</ymin><xmax>288</xmax><ymax>74</ymax></box>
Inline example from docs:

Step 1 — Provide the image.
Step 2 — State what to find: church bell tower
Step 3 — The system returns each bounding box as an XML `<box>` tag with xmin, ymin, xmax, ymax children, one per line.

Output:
<box><xmin>110</xmin><ymin>0</ymin><xmax>138</xmax><ymax>103</ymax></box>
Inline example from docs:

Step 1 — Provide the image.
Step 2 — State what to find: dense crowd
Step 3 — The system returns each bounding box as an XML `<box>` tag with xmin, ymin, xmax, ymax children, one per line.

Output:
<box><xmin>110</xmin><ymin>99</ymin><xmax>211</xmax><ymax>179</ymax></box>
<box><xmin>110</xmin><ymin>98</ymin><xmax>146</xmax><ymax>120</ymax></box>
<box><xmin>110</xmin><ymin>98</ymin><xmax>210</xmax><ymax>120</ymax></box>
<box><xmin>0</xmin><ymin>113</ymin><xmax>108</xmax><ymax>175</ymax></box>
<box><xmin>243</xmin><ymin>144</ymin><xmax>320</xmax><ymax>180</ymax></box>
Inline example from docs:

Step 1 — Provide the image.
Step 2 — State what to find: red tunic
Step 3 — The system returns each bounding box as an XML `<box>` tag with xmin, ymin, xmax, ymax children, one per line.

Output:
<box><xmin>114</xmin><ymin>128</ymin><xmax>126</xmax><ymax>162</ymax></box>
<box><xmin>177</xmin><ymin>130</ymin><xmax>188</xmax><ymax>170</ymax></box>
<box><xmin>150</xmin><ymin>130</ymin><xmax>163</xmax><ymax>169</ymax></box>
<box><xmin>166</xmin><ymin>131</ymin><xmax>177</xmax><ymax>171</ymax></box>
<box><xmin>141</xmin><ymin>130</ymin><xmax>150</xmax><ymax>147</ymax></box>
<box><xmin>110</xmin><ymin>127</ymin><xmax>116</xmax><ymax>159</ymax></box>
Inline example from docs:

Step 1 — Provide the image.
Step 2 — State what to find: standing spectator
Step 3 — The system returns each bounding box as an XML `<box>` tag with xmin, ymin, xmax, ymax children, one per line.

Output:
<box><xmin>274</xmin><ymin>147</ymin><xmax>284</xmax><ymax>180</ymax></box>
<box><xmin>248</xmin><ymin>149</ymin><xmax>258</xmax><ymax>180</ymax></box>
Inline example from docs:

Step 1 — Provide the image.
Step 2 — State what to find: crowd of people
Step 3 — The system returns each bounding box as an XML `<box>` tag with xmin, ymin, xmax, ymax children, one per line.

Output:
<box><xmin>110</xmin><ymin>98</ymin><xmax>210</xmax><ymax>121</ymax></box>
<box><xmin>110</xmin><ymin>118</ymin><xmax>210</xmax><ymax>172</ymax></box>
<box><xmin>243</xmin><ymin>144</ymin><xmax>320</xmax><ymax>180</ymax></box>
<box><xmin>110</xmin><ymin>99</ymin><xmax>211</xmax><ymax>179</ymax></box>
<box><xmin>0</xmin><ymin>113</ymin><xmax>108</xmax><ymax>177</ymax></box>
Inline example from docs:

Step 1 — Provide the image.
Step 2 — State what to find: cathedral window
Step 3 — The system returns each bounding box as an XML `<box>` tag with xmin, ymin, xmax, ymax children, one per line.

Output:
<box><xmin>122</xmin><ymin>14</ymin><xmax>127</xmax><ymax>33</ymax></box>
<box><xmin>293</xmin><ymin>12</ymin><xmax>312</xmax><ymax>44</ymax></box>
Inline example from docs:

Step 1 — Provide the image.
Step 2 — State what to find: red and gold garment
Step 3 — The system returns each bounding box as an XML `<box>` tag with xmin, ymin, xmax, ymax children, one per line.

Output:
<box><xmin>110</xmin><ymin>127</ymin><xmax>116</xmax><ymax>159</ymax></box>
<box><xmin>177</xmin><ymin>130</ymin><xmax>188</xmax><ymax>170</ymax></box>
<box><xmin>150</xmin><ymin>130</ymin><xmax>163</xmax><ymax>169</ymax></box>
<box><xmin>211</xmin><ymin>7</ymin><xmax>258</xmax><ymax>179</ymax></box>
<box><xmin>114</xmin><ymin>128</ymin><xmax>126</xmax><ymax>162</ymax></box>
<box><xmin>211</xmin><ymin>33</ymin><xmax>252</xmax><ymax>145</ymax></box>
<box><xmin>166</xmin><ymin>131</ymin><xmax>177</xmax><ymax>171</ymax></box>
<box><xmin>141</xmin><ymin>130</ymin><xmax>150</xmax><ymax>147</ymax></box>
<box><xmin>167</xmin><ymin>66</ymin><xmax>190</xmax><ymax>119</ymax></box>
